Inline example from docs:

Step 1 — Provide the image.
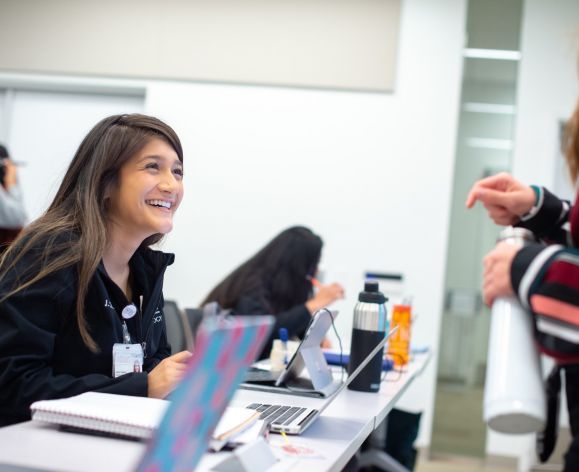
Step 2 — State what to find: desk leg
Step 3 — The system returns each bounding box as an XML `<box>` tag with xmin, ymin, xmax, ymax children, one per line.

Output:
<box><xmin>357</xmin><ymin>413</ymin><xmax>413</xmax><ymax>472</ymax></box>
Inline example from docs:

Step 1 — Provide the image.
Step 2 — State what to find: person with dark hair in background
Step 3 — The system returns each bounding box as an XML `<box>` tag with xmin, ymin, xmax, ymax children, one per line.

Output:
<box><xmin>0</xmin><ymin>114</ymin><xmax>191</xmax><ymax>426</ymax></box>
<box><xmin>466</xmin><ymin>98</ymin><xmax>579</xmax><ymax>471</ymax></box>
<box><xmin>201</xmin><ymin>226</ymin><xmax>345</xmax><ymax>359</ymax></box>
<box><xmin>0</xmin><ymin>144</ymin><xmax>27</xmax><ymax>253</ymax></box>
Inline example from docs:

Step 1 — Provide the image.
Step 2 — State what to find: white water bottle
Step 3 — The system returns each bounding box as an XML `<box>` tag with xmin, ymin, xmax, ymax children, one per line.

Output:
<box><xmin>483</xmin><ymin>227</ymin><xmax>545</xmax><ymax>434</ymax></box>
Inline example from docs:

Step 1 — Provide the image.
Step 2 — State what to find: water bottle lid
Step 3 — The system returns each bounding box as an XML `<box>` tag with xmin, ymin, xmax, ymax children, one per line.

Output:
<box><xmin>358</xmin><ymin>281</ymin><xmax>387</xmax><ymax>303</ymax></box>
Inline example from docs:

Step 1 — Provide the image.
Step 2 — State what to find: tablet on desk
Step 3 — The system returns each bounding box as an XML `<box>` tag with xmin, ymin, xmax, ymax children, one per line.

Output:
<box><xmin>241</xmin><ymin>309</ymin><xmax>339</xmax><ymax>396</ymax></box>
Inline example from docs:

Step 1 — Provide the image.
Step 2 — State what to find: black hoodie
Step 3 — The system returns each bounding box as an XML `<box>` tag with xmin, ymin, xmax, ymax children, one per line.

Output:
<box><xmin>0</xmin><ymin>244</ymin><xmax>174</xmax><ymax>426</ymax></box>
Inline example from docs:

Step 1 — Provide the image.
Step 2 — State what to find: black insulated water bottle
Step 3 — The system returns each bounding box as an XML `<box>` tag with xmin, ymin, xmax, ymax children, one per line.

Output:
<box><xmin>348</xmin><ymin>281</ymin><xmax>388</xmax><ymax>392</ymax></box>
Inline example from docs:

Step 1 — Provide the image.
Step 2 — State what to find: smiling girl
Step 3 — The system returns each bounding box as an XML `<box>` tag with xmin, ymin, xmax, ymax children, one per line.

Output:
<box><xmin>0</xmin><ymin>114</ymin><xmax>190</xmax><ymax>426</ymax></box>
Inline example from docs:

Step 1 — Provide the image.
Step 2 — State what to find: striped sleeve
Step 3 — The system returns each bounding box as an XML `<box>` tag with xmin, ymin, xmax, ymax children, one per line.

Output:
<box><xmin>511</xmin><ymin>244</ymin><xmax>579</xmax><ymax>360</ymax></box>
<box><xmin>516</xmin><ymin>187</ymin><xmax>572</xmax><ymax>246</ymax></box>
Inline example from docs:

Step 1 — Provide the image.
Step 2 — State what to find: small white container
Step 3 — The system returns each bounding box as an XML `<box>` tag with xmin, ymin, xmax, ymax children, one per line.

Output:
<box><xmin>269</xmin><ymin>339</ymin><xmax>286</xmax><ymax>371</ymax></box>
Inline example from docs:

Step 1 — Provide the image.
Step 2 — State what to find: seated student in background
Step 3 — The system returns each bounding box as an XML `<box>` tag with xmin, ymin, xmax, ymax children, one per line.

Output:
<box><xmin>0</xmin><ymin>143</ymin><xmax>28</xmax><ymax>253</ymax></box>
<box><xmin>201</xmin><ymin>226</ymin><xmax>344</xmax><ymax>359</ymax></box>
<box><xmin>0</xmin><ymin>114</ymin><xmax>191</xmax><ymax>426</ymax></box>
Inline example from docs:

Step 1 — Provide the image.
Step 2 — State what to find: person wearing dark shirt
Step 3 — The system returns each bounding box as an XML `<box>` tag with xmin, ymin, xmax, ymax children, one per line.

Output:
<box><xmin>0</xmin><ymin>114</ymin><xmax>190</xmax><ymax>426</ymax></box>
<box><xmin>0</xmin><ymin>144</ymin><xmax>27</xmax><ymax>253</ymax></box>
<box><xmin>201</xmin><ymin>226</ymin><xmax>344</xmax><ymax>359</ymax></box>
<box><xmin>466</xmin><ymin>98</ymin><xmax>579</xmax><ymax>471</ymax></box>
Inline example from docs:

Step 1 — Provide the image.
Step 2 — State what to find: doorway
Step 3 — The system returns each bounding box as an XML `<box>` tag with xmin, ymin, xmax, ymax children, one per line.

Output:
<box><xmin>431</xmin><ymin>0</ymin><xmax>523</xmax><ymax>459</ymax></box>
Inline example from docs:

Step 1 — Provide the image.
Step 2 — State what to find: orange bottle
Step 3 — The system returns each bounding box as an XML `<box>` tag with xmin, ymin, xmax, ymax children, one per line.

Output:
<box><xmin>389</xmin><ymin>304</ymin><xmax>411</xmax><ymax>366</ymax></box>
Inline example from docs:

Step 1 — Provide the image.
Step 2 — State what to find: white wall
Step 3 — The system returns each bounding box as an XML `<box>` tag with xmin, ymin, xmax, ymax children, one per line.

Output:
<box><xmin>486</xmin><ymin>0</ymin><xmax>579</xmax><ymax>462</ymax></box>
<box><xmin>512</xmin><ymin>1</ymin><xmax>579</xmax><ymax>191</ymax></box>
<box><xmin>148</xmin><ymin>0</ymin><xmax>466</xmax><ymax>447</ymax></box>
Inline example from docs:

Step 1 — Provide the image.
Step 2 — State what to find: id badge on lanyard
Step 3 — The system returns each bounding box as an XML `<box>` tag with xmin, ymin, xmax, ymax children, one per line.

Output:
<box><xmin>112</xmin><ymin>303</ymin><xmax>144</xmax><ymax>377</ymax></box>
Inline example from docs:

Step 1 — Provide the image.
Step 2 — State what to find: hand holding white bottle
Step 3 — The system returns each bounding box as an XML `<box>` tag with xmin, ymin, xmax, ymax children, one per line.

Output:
<box><xmin>483</xmin><ymin>227</ymin><xmax>546</xmax><ymax>434</ymax></box>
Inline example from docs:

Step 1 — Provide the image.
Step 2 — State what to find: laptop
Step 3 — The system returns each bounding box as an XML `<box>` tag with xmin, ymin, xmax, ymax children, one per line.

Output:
<box><xmin>245</xmin><ymin>327</ymin><xmax>396</xmax><ymax>435</ymax></box>
<box><xmin>136</xmin><ymin>315</ymin><xmax>274</xmax><ymax>471</ymax></box>
<box><xmin>242</xmin><ymin>309</ymin><xmax>341</xmax><ymax>397</ymax></box>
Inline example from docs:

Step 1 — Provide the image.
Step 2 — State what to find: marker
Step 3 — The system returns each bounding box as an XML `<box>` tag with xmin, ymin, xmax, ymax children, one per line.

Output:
<box><xmin>279</xmin><ymin>327</ymin><xmax>289</xmax><ymax>364</ymax></box>
<box><xmin>306</xmin><ymin>275</ymin><xmax>321</xmax><ymax>288</ymax></box>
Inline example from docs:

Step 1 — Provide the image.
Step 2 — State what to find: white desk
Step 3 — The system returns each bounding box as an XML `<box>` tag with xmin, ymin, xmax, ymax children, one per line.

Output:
<box><xmin>0</xmin><ymin>352</ymin><xmax>430</xmax><ymax>472</ymax></box>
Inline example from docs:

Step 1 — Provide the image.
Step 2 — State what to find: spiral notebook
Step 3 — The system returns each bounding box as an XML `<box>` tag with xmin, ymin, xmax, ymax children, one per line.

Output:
<box><xmin>31</xmin><ymin>392</ymin><xmax>166</xmax><ymax>439</ymax></box>
<box><xmin>30</xmin><ymin>393</ymin><xmax>260</xmax><ymax>442</ymax></box>
<box><xmin>31</xmin><ymin>315</ymin><xmax>273</xmax><ymax>471</ymax></box>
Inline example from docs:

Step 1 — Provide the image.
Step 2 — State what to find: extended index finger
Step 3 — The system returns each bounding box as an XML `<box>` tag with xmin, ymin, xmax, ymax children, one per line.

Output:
<box><xmin>465</xmin><ymin>173</ymin><xmax>511</xmax><ymax>208</ymax></box>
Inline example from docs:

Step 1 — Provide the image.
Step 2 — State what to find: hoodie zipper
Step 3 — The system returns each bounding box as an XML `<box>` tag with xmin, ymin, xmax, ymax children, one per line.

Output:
<box><xmin>141</xmin><ymin>277</ymin><xmax>165</xmax><ymax>358</ymax></box>
<box><xmin>138</xmin><ymin>295</ymin><xmax>147</xmax><ymax>357</ymax></box>
<box><xmin>136</xmin><ymin>257</ymin><xmax>171</xmax><ymax>359</ymax></box>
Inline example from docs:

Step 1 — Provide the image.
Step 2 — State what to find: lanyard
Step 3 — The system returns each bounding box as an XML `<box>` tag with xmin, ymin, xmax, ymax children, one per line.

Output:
<box><xmin>120</xmin><ymin>296</ymin><xmax>147</xmax><ymax>355</ymax></box>
<box><xmin>121</xmin><ymin>304</ymin><xmax>138</xmax><ymax>344</ymax></box>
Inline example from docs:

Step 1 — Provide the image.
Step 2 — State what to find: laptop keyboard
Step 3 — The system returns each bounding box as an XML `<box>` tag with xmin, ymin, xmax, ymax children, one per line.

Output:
<box><xmin>246</xmin><ymin>403</ymin><xmax>308</xmax><ymax>426</ymax></box>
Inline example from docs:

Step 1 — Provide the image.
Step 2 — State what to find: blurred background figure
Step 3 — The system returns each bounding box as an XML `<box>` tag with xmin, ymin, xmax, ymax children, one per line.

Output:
<box><xmin>466</xmin><ymin>97</ymin><xmax>579</xmax><ymax>471</ymax></box>
<box><xmin>0</xmin><ymin>144</ymin><xmax>27</xmax><ymax>254</ymax></box>
<box><xmin>201</xmin><ymin>225</ymin><xmax>344</xmax><ymax>359</ymax></box>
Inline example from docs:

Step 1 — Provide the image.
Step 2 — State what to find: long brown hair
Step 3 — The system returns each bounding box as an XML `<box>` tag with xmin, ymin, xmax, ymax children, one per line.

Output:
<box><xmin>565</xmin><ymin>99</ymin><xmax>579</xmax><ymax>183</ymax></box>
<box><xmin>0</xmin><ymin>114</ymin><xmax>183</xmax><ymax>351</ymax></box>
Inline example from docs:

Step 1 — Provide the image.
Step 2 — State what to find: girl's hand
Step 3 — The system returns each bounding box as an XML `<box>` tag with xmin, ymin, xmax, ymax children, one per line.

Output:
<box><xmin>305</xmin><ymin>283</ymin><xmax>345</xmax><ymax>314</ymax></box>
<box><xmin>2</xmin><ymin>160</ymin><xmax>18</xmax><ymax>189</ymax></box>
<box><xmin>482</xmin><ymin>242</ymin><xmax>519</xmax><ymax>306</ymax></box>
<box><xmin>466</xmin><ymin>172</ymin><xmax>536</xmax><ymax>225</ymax></box>
<box><xmin>147</xmin><ymin>350</ymin><xmax>192</xmax><ymax>399</ymax></box>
